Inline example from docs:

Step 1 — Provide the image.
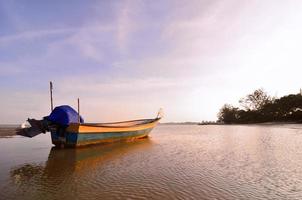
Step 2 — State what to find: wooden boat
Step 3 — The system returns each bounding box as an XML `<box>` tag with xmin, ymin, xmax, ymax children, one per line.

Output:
<box><xmin>17</xmin><ymin>82</ymin><xmax>162</xmax><ymax>148</ymax></box>
<box><xmin>50</xmin><ymin>118</ymin><xmax>161</xmax><ymax>148</ymax></box>
<box><xmin>18</xmin><ymin>107</ymin><xmax>162</xmax><ymax>148</ymax></box>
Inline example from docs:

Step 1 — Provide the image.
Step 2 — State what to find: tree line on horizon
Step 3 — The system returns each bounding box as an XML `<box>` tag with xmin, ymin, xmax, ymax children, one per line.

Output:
<box><xmin>217</xmin><ymin>88</ymin><xmax>302</xmax><ymax>124</ymax></box>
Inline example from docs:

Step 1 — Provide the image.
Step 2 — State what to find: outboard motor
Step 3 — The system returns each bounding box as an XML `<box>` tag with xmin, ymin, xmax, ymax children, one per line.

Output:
<box><xmin>17</xmin><ymin>105</ymin><xmax>84</xmax><ymax>138</ymax></box>
<box><xmin>16</xmin><ymin>119</ymin><xmax>48</xmax><ymax>138</ymax></box>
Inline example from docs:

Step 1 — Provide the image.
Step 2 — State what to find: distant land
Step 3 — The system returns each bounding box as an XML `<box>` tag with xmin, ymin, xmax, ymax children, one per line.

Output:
<box><xmin>0</xmin><ymin>125</ymin><xmax>19</xmax><ymax>138</ymax></box>
<box><xmin>218</xmin><ymin>88</ymin><xmax>302</xmax><ymax>124</ymax></box>
<box><xmin>161</xmin><ymin>121</ymin><xmax>220</xmax><ymax>125</ymax></box>
<box><xmin>160</xmin><ymin>122</ymin><xmax>199</xmax><ymax>125</ymax></box>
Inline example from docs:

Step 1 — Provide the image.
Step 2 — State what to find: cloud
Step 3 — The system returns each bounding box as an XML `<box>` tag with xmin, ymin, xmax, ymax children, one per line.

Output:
<box><xmin>2</xmin><ymin>0</ymin><xmax>302</xmax><ymax>123</ymax></box>
<box><xmin>115</xmin><ymin>0</ymin><xmax>141</xmax><ymax>53</ymax></box>
<box><xmin>0</xmin><ymin>61</ymin><xmax>25</xmax><ymax>76</ymax></box>
<box><xmin>0</xmin><ymin>28</ymin><xmax>75</xmax><ymax>44</ymax></box>
<box><xmin>57</xmin><ymin>25</ymin><xmax>114</xmax><ymax>62</ymax></box>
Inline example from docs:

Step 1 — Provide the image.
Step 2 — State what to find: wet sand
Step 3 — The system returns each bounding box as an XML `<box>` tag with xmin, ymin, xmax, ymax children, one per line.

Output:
<box><xmin>1</xmin><ymin>124</ymin><xmax>302</xmax><ymax>199</ymax></box>
<box><xmin>0</xmin><ymin>125</ymin><xmax>19</xmax><ymax>138</ymax></box>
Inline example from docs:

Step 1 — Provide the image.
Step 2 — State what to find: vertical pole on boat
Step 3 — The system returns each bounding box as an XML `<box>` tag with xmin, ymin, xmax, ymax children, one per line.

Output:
<box><xmin>50</xmin><ymin>81</ymin><xmax>54</xmax><ymax>111</ymax></box>
<box><xmin>77</xmin><ymin>98</ymin><xmax>80</xmax><ymax>124</ymax></box>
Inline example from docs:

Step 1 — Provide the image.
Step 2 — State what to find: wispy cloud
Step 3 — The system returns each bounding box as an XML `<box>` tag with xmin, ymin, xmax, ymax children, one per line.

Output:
<box><xmin>115</xmin><ymin>0</ymin><xmax>143</xmax><ymax>54</ymax></box>
<box><xmin>1</xmin><ymin>0</ymin><xmax>302</xmax><ymax>123</ymax></box>
<box><xmin>0</xmin><ymin>61</ymin><xmax>25</xmax><ymax>75</ymax></box>
<box><xmin>0</xmin><ymin>28</ymin><xmax>75</xmax><ymax>44</ymax></box>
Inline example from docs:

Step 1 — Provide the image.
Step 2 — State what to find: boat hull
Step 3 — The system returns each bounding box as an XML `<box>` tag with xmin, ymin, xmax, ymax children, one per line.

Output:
<box><xmin>51</xmin><ymin>118</ymin><xmax>159</xmax><ymax>148</ymax></box>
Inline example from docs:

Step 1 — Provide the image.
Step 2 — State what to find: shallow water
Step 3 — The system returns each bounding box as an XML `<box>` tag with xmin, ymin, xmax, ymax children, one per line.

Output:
<box><xmin>1</xmin><ymin>124</ymin><xmax>302</xmax><ymax>200</ymax></box>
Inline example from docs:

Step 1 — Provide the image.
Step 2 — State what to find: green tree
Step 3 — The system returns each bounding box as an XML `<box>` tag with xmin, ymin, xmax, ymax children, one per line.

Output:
<box><xmin>216</xmin><ymin>89</ymin><xmax>302</xmax><ymax>124</ymax></box>
<box><xmin>239</xmin><ymin>88</ymin><xmax>273</xmax><ymax>111</ymax></box>
<box><xmin>217</xmin><ymin>104</ymin><xmax>239</xmax><ymax>124</ymax></box>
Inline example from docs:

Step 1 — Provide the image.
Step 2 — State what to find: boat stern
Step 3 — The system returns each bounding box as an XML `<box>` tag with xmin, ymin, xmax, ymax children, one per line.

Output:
<box><xmin>50</xmin><ymin>127</ymin><xmax>79</xmax><ymax>148</ymax></box>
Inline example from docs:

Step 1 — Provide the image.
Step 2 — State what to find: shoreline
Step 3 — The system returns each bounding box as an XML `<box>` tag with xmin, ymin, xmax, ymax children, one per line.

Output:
<box><xmin>1</xmin><ymin>122</ymin><xmax>302</xmax><ymax>138</ymax></box>
<box><xmin>0</xmin><ymin>125</ymin><xmax>20</xmax><ymax>138</ymax></box>
<box><xmin>198</xmin><ymin>121</ymin><xmax>302</xmax><ymax>126</ymax></box>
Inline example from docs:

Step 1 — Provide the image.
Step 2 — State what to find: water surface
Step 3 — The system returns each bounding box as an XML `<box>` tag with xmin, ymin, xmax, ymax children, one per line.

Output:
<box><xmin>1</xmin><ymin>124</ymin><xmax>302</xmax><ymax>200</ymax></box>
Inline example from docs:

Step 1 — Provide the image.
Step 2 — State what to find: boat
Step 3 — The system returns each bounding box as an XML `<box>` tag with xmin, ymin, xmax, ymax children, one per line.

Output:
<box><xmin>50</xmin><ymin>110</ymin><xmax>161</xmax><ymax>148</ymax></box>
<box><xmin>17</xmin><ymin>82</ymin><xmax>162</xmax><ymax>148</ymax></box>
<box><xmin>18</xmin><ymin>106</ymin><xmax>162</xmax><ymax>148</ymax></box>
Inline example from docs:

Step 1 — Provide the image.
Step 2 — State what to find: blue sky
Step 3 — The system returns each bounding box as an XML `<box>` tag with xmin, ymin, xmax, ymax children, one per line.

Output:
<box><xmin>1</xmin><ymin>0</ymin><xmax>302</xmax><ymax>123</ymax></box>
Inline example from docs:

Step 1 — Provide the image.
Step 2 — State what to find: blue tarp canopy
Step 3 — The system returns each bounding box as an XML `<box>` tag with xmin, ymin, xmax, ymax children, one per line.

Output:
<box><xmin>45</xmin><ymin>105</ymin><xmax>84</xmax><ymax>126</ymax></box>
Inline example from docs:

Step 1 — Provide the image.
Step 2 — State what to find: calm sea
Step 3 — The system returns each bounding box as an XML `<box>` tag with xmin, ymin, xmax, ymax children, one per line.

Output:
<box><xmin>1</xmin><ymin>124</ymin><xmax>302</xmax><ymax>200</ymax></box>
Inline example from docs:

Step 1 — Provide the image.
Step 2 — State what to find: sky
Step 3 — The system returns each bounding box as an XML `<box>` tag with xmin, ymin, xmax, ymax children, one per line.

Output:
<box><xmin>1</xmin><ymin>0</ymin><xmax>302</xmax><ymax>124</ymax></box>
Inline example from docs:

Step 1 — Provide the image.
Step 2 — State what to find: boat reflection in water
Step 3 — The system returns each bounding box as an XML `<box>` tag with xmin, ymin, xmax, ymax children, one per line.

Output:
<box><xmin>45</xmin><ymin>138</ymin><xmax>153</xmax><ymax>175</ymax></box>
<box><xmin>9</xmin><ymin>139</ymin><xmax>153</xmax><ymax>200</ymax></box>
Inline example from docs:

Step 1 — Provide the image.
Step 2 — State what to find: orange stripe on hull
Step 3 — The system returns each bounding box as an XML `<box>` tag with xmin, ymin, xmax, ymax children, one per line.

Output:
<box><xmin>67</xmin><ymin>119</ymin><xmax>160</xmax><ymax>134</ymax></box>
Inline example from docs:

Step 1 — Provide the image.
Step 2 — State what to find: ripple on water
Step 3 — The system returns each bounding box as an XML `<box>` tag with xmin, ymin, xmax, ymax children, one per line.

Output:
<box><xmin>1</xmin><ymin>125</ymin><xmax>302</xmax><ymax>199</ymax></box>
